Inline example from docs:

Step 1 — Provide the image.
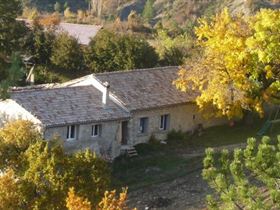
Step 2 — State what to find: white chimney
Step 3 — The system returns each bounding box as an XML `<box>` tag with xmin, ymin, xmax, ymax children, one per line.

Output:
<box><xmin>102</xmin><ymin>81</ymin><xmax>110</xmax><ymax>106</ymax></box>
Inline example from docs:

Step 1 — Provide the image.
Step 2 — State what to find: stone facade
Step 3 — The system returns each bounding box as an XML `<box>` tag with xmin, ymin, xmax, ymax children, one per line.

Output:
<box><xmin>44</xmin><ymin>120</ymin><xmax>124</xmax><ymax>158</ymax></box>
<box><xmin>127</xmin><ymin>103</ymin><xmax>227</xmax><ymax>146</ymax></box>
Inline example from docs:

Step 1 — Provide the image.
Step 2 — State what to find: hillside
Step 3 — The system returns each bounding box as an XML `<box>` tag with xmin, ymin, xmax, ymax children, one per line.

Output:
<box><xmin>118</xmin><ymin>0</ymin><xmax>280</xmax><ymax>29</ymax></box>
<box><xmin>24</xmin><ymin>0</ymin><xmax>280</xmax><ymax>31</ymax></box>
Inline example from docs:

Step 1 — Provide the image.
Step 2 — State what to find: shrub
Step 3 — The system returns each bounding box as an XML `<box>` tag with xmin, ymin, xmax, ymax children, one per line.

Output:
<box><xmin>51</xmin><ymin>33</ymin><xmax>84</xmax><ymax>71</ymax></box>
<box><xmin>85</xmin><ymin>30</ymin><xmax>158</xmax><ymax>72</ymax></box>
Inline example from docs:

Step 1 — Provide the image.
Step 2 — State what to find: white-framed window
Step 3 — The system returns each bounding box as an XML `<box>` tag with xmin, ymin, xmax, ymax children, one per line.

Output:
<box><xmin>67</xmin><ymin>125</ymin><xmax>76</xmax><ymax>141</ymax></box>
<box><xmin>160</xmin><ymin>114</ymin><xmax>170</xmax><ymax>131</ymax></box>
<box><xmin>139</xmin><ymin>117</ymin><xmax>148</xmax><ymax>134</ymax></box>
<box><xmin>92</xmin><ymin>124</ymin><xmax>102</xmax><ymax>137</ymax></box>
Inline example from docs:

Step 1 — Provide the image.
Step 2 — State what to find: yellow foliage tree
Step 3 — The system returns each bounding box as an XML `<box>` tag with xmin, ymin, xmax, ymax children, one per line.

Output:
<box><xmin>174</xmin><ymin>8</ymin><xmax>280</xmax><ymax>119</ymax></box>
<box><xmin>64</xmin><ymin>7</ymin><xmax>76</xmax><ymax>20</ymax></box>
<box><xmin>98</xmin><ymin>188</ymin><xmax>134</xmax><ymax>210</ymax></box>
<box><xmin>66</xmin><ymin>187</ymin><xmax>136</xmax><ymax>210</ymax></box>
<box><xmin>66</xmin><ymin>187</ymin><xmax>91</xmax><ymax>210</ymax></box>
<box><xmin>38</xmin><ymin>13</ymin><xmax>61</xmax><ymax>28</ymax></box>
<box><xmin>0</xmin><ymin>169</ymin><xmax>22</xmax><ymax>210</ymax></box>
<box><xmin>0</xmin><ymin>120</ymin><xmax>40</xmax><ymax>149</ymax></box>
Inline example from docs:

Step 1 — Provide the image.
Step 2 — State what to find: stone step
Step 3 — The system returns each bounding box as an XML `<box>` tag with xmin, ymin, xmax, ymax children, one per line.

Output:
<box><xmin>123</xmin><ymin>146</ymin><xmax>138</xmax><ymax>158</ymax></box>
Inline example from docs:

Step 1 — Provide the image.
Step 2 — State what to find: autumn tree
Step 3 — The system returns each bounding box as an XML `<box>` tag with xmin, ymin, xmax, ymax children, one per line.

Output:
<box><xmin>85</xmin><ymin>30</ymin><xmax>158</xmax><ymax>72</ymax></box>
<box><xmin>37</xmin><ymin>13</ymin><xmax>61</xmax><ymax>28</ymax></box>
<box><xmin>66</xmin><ymin>188</ymin><xmax>92</xmax><ymax>210</ymax></box>
<box><xmin>0</xmin><ymin>169</ymin><xmax>23</xmax><ymax>210</ymax></box>
<box><xmin>203</xmin><ymin>135</ymin><xmax>280</xmax><ymax>209</ymax></box>
<box><xmin>0</xmin><ymin>120</ymin><xmax>111</xmax><ymax>209</ymax></box>
<box><xmin>0</xmin><ymin>120</ymin><xmax>41</xmax><ymax>170</ymax></box>
<box><xmin>98</xmin><ymin>188</ymin><xmax>133</xmax><ymax>210</ymax></box>
<box><xmin>66</xmin><ymin>187</ymin><xmax>135</xmax><ymax>210</ymax></box>
<box><xmin>174</xmin><ymin>9</ymin><xmax>280</xmax><ymax>119</ymax></box>
<box><xmin>51</xmin><ymin>33</ymin><xmax>84</xmax><ymax>71</ymax></box>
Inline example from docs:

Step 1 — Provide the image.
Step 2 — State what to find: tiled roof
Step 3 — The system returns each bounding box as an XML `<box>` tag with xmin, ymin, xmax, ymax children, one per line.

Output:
<box><xmin>57</xmin><ymin>23</ymin><xmax>102</xmax><ymax>45</ymax></box>
<box><xmin>18</xmin><ymin>19</ymin><xmax>102</xmax><ymax>45</ymax></box>
<box><xmin>11</xmin><ymin>86</ymin><xmax>129</xmax><ymax>127</ymax></box>
<box><xmin>94</xmin><ymin>66</ymin><xmax>197</xmax><ymax>111</ymax></box>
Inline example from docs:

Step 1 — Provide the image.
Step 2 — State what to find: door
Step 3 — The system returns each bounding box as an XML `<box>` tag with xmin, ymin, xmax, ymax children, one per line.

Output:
<box><xmin>121</xmin><ymin>121</ymin><xmax>129</xmax><ymax>145</ymax></box>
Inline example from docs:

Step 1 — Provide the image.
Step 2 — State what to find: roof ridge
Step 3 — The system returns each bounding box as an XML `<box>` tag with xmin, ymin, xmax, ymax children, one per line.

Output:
<box><xmin>94</xmin><ymin>66</ymin><xmax>179</xmax><ymax>76</ymax></box>
<box><xmin>12</xmin><ymin>85</ymin><xmax>93</xmax><ymax>94</ymax></box>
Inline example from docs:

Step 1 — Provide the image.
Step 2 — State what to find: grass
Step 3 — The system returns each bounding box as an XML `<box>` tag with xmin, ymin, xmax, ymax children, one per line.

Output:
<box><xmin>112</xmin><ymin>118</ymin><xmax>280</xmax><ymax>191</ymax></box>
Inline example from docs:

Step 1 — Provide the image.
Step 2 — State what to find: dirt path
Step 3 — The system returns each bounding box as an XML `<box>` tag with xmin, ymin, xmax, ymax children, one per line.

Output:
<box><xmin>127</xmin><ymin>143</ymin><xmax>247</xmax><ymax>210</ymax></box>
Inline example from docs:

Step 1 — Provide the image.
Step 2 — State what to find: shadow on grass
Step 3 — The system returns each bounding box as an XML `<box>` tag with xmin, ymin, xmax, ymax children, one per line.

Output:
<box><xmin>112</xmin><ymin>118</ymin><xmax>280</xmax><ymax>191</ymax></box>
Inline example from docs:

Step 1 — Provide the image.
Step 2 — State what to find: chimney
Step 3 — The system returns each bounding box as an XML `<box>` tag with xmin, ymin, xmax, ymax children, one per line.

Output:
<box><xmin>102</xmin><ymin>81</ymin><xmax>110</xmax><ymax>106</ymax></box>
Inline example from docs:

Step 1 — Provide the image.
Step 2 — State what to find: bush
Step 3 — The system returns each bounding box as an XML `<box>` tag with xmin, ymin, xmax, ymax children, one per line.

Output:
<box><xmin>85</xmin><ymin>30</ymin><xmax>159</xmax><ymax>72</ymax></box>
<box><xmin>51</xmin><ymin>33</ymin><xmax>84</xmax><ymax>71</ymax></box>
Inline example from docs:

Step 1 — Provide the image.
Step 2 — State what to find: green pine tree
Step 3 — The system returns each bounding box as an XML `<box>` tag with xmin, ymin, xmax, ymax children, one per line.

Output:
<box><xmin>203</xmin><ymin>135</ymin><xmax>280</xmax><ymax>209</ymax></box>
<box><xmin>142</xmin><ymin>0</ymin><xmax>154</xmax><ymax>23</ymax></box>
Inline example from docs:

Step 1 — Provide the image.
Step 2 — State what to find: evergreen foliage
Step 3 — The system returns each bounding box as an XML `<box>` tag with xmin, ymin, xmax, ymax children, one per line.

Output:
<box><xmin>203</xmin><ymin>135</ymin><xmax>280</xmax><ymax>209</ymax></box>
<box><xmin>85</xmin><ymin>30</ymin><xmax>158</xmax><ymax>72</ymax></box>
<box><xmin>51</xmin><ymin>32</ymin><xmax>84</xmax><ymax>71</ymax></box>
<box><xmin>0</xmin><ymin>0</ymin><xmax>28</xmax><ymax>98</ymax></box>
<box><xmin>142</xmin><ymin>0</ymin><xmax>154</xmax><ymax>23</ymax></box>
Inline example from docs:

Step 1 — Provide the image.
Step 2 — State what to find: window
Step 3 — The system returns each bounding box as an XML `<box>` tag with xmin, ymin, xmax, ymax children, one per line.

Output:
<box><xmin>67</xmin><ymin>125</ymin><xmax>76</xmax><ymax>140</ymax></box>
<box><xmin>92</xmin><ymin>124</ymin><xmax>101</xmax><ymax>137</ymax></box>
<box><xmin>160</xmin><ymin>114</ymin><xmax>169</xmax><ymax>131</ymax></box>
<box><xmin>139</xmin><ymin>117</ymin><xmax>148</xmax><ymax>134</ymax></box>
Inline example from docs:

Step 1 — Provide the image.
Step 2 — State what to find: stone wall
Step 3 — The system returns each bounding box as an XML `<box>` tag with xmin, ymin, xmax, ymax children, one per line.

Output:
<box><xmin>128</xmin><ymin>103</ymin><xmax>227</xmax><ymax>145</ymax></box>
<box><xmin>44</xmin><ymin>120</ymin><xmax>123</xmax><ymax>158</ymax></box>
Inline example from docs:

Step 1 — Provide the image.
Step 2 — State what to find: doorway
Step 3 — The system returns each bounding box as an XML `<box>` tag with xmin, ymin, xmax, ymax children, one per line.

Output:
<box><xmin>121</xmin><ymin>121</ymin><xmax>129</xmax><ymax>145</ymax></box>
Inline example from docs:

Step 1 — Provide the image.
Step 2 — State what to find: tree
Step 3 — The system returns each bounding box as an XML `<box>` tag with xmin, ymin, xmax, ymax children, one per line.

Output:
<box><xmin>142</xmin><ymin>0</ymin><xmax>154</xmax><ymax>23</ymax></box>
<box><xmin>0</xmin><ymin>0</ymin><xmax>25</xmax><ymax>56</ymax></box>
<box><xmin>85</xmin><ymin>30</ymin><xmax>158</xmax><ymax>72</ymax></box>
<box><xmin>0</xmin><ymin>53</ymin><xmax>24</xmax><ymax>99</ymax></box>
<box><xmin>0</xmin><ymin>0</ymin><xmax>28</xmax><ymax>98</ymax></box>
<box><xmin>38</xmin><ymin>13</ymin><xmax>61</xmax><ymax>28</ymax></box>
<box><xmin>98</xmin><ymin>188</ymin><xmax>133</xmax><ymax>210</ymax></box>
<box><xmin>66</xmin><ymin>187</ymin><xmax>135</xmax><ymax>210</ymax></box>
<box><xmin>0</xmin><ymin>120</ymin><xmax>111</xmax><ymax>209</ymax></box>
<box><xmin>154</xmin><ymin>30</ymin><xmax>193</xmax><ymax>66</ymax></box>
<box><xmin>54</xmin><ymin>2</ymin><xmax>61</xmax><ymax>13</ymax></box>
<box><xmin>28</xmin><ymin>23</ymin><xmax>56</xmax><ymax>65</ymax></box>
<box><xmin>66</xmin><ymin>188</ymin><xmax>91</xmax><ymax>210</ymax></box>
<box><xmin>174</xmin><ymin>9</ymin><xmax>280</xmax><ymax>119</ymax></box>
<box><xmin>0</xmin><ymin>120</ymin><xmax>41</xmax><ymax>170</ymax></box>
<box><xmin>0</xmin><ymin>169</ymin><xmax>23</xmax><ymax>210</ymax></box>
<box><xmin>51</xmin><ymin>33</ymin><xmax>84</xmax><ymax>71</ymax></box>
<box><xmin>203</xmin><ymin>135</ymin><xmax>280</xmax><ymax>209</ymax></box>
<box><xmin>64</xmin><ymin>7</ymin><xmax>76</xmax><ymax>19</ymax></box>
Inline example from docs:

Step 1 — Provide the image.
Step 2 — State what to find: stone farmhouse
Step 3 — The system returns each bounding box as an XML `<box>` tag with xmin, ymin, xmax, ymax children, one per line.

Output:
<box><xmin>0</xmin><ymin>66</ymin><xmax>226</xmax><ymax>159</ymax></box>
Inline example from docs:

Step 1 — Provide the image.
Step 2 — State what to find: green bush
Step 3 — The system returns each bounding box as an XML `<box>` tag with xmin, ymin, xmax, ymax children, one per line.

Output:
<box><xmin>51</xmin><ymin>32</ymin><xmax>84</xmax><ymax>71</ymax></box>
<box><xmin>84</xmin><ymin>30</ymin><xmax>159</xmax><ymax>72</ymax></box>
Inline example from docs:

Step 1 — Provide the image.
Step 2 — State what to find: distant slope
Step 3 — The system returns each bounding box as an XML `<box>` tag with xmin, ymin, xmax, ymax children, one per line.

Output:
<box><xmin>27</xmin><ymin>0</ymin><xmax>280</xmax><ymax>28</ymax></box>
<box><xmin>118</xmin><ymin>0</ymin><xmax>280</xmax><ymax>25</ymax></box>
